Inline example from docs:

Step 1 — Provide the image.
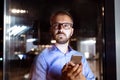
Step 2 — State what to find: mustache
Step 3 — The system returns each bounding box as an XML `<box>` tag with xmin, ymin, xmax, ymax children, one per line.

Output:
<box><xmin>56</xmin><ymin>31</ymin><xmax>65</xmax><ymax>35</ymax></box>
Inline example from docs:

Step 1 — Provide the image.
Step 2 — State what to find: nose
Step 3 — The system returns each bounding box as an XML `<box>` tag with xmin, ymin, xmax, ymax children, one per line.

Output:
<box><xmin>58</xmin><ymin>24</ymin><xmax>63</xmax><ymax>30</ymax></box>
<box><xmin>57</xmin><ymin>24</ymin><xmax>64</xmax><ymax>33</ymax></box>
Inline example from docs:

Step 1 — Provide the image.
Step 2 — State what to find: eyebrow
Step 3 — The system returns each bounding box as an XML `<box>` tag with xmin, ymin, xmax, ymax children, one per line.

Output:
<box><xmin>52</xmin><ymin>22</ymin><xmax>73</xmax><ymax>24</ymax></box>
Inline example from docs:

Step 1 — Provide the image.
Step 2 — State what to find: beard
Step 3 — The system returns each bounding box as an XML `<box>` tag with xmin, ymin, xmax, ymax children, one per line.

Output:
<box><xmin>53</xmin><ymin>32</ymin><xmax>70</xmax><ymax>44</ymax></box>
<box><xmin>56</xmin><ymin>36</ymin><xmax>69</xmax><ymax>44</ymax></box>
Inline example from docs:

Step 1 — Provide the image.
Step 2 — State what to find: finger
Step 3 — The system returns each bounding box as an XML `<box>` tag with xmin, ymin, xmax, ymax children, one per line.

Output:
<box><xmin>68</xmin><ymin>61</ymin><xmax>75</xmax><ymax>67</ymax></box>
<box><xmin>79</xmin><ymin>62</ymin><xmax>82</xmax><ymax>66</ymax></box>
<box><xmin>68</xmin><ymin>64</ymin><xmax>79</xmax><ymax>74</ymax></box>
<box><xmin>73</xmin><ymin>64</ymin><xmax>82</xmax><ymax>77</ymax></box>
<box><xmin>62</xmin><ymin>63</ymin><xmax>68</xmax><ymax>72</ymax></box>
<box><xmin>66</xmin><ymin>64</ymin><xmax>79</xmax><ymax>79</ymax></box>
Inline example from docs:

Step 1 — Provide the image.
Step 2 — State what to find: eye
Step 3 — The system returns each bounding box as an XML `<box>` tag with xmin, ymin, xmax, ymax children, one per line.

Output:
<box><xmin>63</xmin><ymin>24</ymin><xmax>69</xmax><ymax>27</ymax></box>
<box><xmin>52</xmin><ymin>23</ymin><xmax>59</xmax><ymax>29</ymax></box>
<box><xmin>62</xmin><ymin>23</ymin><xmax>71</xmax><ymax>29</ymax></box>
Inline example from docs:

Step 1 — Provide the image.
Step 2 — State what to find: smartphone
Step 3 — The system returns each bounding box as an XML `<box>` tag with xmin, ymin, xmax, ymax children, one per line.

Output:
<box><xmin>71</xmin><ymin>55</ymin><xmax>82</xmax><ymax>64</ymax></box>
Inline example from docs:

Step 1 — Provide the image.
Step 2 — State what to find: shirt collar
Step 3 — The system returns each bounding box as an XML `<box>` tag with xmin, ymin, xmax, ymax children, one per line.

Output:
<box><xmin>50</xmin><ymin>44</ymin><xmax>73</xmax><ymax>52</ymax></box>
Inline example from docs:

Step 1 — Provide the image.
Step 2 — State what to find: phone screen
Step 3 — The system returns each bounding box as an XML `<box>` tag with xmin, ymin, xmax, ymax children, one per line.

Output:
<box><xmin>71</xmin><ymin>55</ymin><xmax>82</xmax><ymax>64</ymax></box>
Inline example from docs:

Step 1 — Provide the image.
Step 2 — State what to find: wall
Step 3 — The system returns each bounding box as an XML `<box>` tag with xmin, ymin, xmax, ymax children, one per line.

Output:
<box><xmin>115</xmin><ymin>0</ymin><xmax>120</xmax><ymax>80</ymax></box>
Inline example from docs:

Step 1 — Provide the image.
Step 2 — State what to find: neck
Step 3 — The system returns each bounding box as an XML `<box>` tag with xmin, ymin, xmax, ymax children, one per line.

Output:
<box><xmin>55</xmin><ymin>42</ymin><xmax>69</xmax><ymax>54</ymax></box>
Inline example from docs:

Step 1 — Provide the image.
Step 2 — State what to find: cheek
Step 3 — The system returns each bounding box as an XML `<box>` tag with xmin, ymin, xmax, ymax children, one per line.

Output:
<box><xmin>54</xmin><ymin>30</ymin><xmax>58</xmax><ymax>35</ymax></box>
<box><xmin>65</xmin><ymin>31</ymin><xmax>72</xmax><ymax>37</ymax></box>
<box><xmin>52</xmin><ymin>30</ymin><xmax>58</xmax><ymax>36</ymax></box>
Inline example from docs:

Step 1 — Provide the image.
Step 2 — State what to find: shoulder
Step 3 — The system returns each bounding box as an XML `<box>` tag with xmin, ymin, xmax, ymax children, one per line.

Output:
<box><xmin>33</xmin><ymin>47</ymin><xmax>51</xmax><ymax>64</ymax></box>
<box><xmin>36</xmin><ymin>46</ymin><xmax>54</xmax><ymax>59</ymax></box>
<box><xmin>37</xmin><ymin>47</ymin><xmax>50</xmax><ymax>57</ymax></box>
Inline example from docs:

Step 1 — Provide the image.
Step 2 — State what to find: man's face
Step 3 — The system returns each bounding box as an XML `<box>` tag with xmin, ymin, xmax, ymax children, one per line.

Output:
<box><xmin>51</xmin><ymin>14</ymin><xmax>74</xmax><ymax>44</ymax></box>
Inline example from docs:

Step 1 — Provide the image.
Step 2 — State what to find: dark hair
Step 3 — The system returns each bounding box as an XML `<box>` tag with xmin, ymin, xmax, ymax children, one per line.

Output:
<box><xmin>50</xmin><ymin>10</ymin><xmax>73</xmax><ymax>25</ymax></box>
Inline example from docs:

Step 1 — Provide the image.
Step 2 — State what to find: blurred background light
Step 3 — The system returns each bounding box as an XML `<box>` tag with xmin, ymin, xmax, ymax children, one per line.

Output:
<box><xmin>84</xmin><ymin>52</ymin><xmax>90</xmax><ymax>59</ymax></box>
<box><xmin>18</xmin><ymin>54</ymin><xmax>24</xmax><ymax>60</ymax></box>
<box><xmin>81</xmin><ymin>39</ymin><xmax>96</xmax><ymax>44</ymax></box>
<box><xmin>5</xmin><ymin>16</ymin><xmax>11</xmax><ymax>24</ymax></box>
<box><xmin>11</xmin><ymin>9</ymin><xmax>28</xmax><ymax>14</ymax></box>
<box><xmin>0</xmin><ymin>58</ymin><xmax>3</xmax><ymax>61</ymax></box>
<box><xmin>27</xmin><ymin>38</ymin><xmax>36</xmax><ymax>42</ymax></box>
<box><xmin>7</xmin><ymin>25</ymin><xmax>29</xmax><ymax>36</ymax></box>
<box><xmin>51</xmin><ymin>40</ymin><xmax>56</xmax><ymax>43</ymax></box>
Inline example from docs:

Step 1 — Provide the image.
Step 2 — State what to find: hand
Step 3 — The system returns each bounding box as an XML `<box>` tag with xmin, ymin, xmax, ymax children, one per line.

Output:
<box><xmin>61</xmin><ymin>61</ymin><xmax>86</xmax><ymax>80</ymax></box>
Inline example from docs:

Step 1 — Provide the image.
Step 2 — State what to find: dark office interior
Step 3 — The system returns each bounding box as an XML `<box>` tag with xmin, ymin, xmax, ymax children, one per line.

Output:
<box><xmin>1</xmin><ymin>0</ymin><xmax>117</xmax><ymax>80</ymax></box>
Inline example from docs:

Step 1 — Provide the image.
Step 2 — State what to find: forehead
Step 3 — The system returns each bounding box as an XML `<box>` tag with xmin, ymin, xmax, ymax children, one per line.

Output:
<box><xmin>53</xmin><ymin>14</ymin><xmax>73</xmax><ymax>23</ymax></box>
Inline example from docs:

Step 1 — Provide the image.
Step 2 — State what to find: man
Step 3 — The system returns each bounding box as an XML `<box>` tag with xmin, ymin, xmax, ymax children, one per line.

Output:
<box><xmin>30</xmin><ymin>10</ymin><xmax>95</xmax><ymax>80</ymax></box>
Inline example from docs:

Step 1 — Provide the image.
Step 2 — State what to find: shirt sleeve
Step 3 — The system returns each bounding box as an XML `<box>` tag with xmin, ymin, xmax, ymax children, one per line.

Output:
<box><xmin>82</xmin><ymin>56</ymin><xmax>96</xmax><ymax>80</ymax></box>
<box><xmin>30</xmin><ymin>55</ymin><xmax>47</xmax><ymax>80</ymax></box>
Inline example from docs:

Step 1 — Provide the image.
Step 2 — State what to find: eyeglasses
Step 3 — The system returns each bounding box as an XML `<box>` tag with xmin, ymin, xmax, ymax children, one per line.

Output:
<box><xmin>52</xmin><ymin>23</ymin><xmax>73</xmax><ymax>30</ymax></box>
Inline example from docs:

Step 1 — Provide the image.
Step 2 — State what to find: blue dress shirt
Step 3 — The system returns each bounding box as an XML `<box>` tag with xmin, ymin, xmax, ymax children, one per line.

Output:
<box><xmin>31</xmin><ymin>45</ymin><xmax>95</xmax><ymax>80</ymax></box>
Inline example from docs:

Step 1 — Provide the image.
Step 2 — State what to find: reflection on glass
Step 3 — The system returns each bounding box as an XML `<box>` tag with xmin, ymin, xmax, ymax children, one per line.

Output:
<box><xmin>3</xmin><ymin>0</ymin><xmax>103</xmax><ymax>80</ymax></box>
<box><xmin>78</xmin><ymin>38</ymin><xmax>96</xmax><ymax>59</ymax></box>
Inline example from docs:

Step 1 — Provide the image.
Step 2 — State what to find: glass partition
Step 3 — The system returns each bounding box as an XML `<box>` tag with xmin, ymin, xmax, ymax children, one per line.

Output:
<box><xmin>3</xmin><ymin>0</ymin><xmax>104</xmax><ymax>80</ymax></box>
